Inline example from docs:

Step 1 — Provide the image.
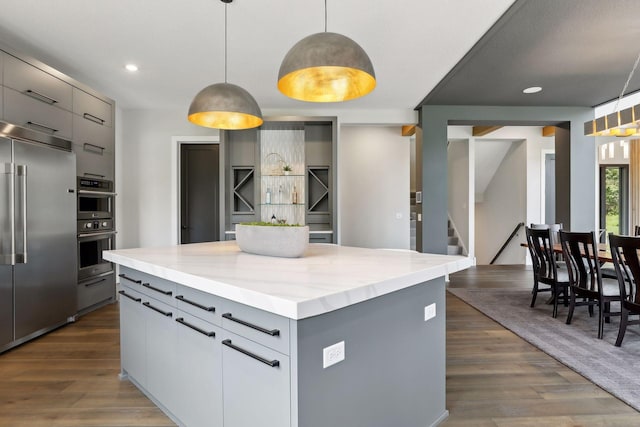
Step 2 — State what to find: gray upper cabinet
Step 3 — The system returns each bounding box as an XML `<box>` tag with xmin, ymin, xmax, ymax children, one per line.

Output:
<box><xmin>73</xmin><ymin>88</ymin><xmax>112</xmax><ymax>128</ymax></box>
<box><xmin>0</xmin><ymin>49</ymin><xmax>115</xmax><ymax>183</ymax></box>
<box><xmin>4</xmin><ymin>54</ymin><xmax>72</xmax><ymax>111</ymax></box>
<box><xmin>4</xmin><ymin>87</ymin><xmax>73</xmax><ymax>140</ymax></box>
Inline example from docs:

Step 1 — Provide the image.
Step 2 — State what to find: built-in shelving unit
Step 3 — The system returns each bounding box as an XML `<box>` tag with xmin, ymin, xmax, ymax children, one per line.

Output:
<box><xmin>224</xmin><ymin>117</ymin><xmax>337</xmax><ymax>242</ymax></box>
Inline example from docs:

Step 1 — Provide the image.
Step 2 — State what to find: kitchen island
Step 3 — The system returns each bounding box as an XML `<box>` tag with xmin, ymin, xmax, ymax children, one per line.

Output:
<box><xmin>104</xmin><ymin>242</ymin><xmax>472</xmax><ymax>427</ymax></box>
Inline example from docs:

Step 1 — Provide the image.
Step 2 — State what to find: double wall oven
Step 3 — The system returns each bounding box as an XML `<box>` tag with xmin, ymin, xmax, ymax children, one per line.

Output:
<box><xmin>76</xmin><ymin>177</ymin><xmax>116</xmax><ymax>311</ymax></box>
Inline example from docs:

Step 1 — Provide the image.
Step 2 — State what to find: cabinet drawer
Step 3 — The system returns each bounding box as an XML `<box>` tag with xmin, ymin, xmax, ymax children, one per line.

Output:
<box><xmin>73</xmin><ymin>142</ymin><xmax>114</xmax><ymax>181</ymax></box>
<box><xmin>4</xmin><ymin>87</ymin><xmax>72</xmax><ymax>140</ymax></box>
<box><xmin>78</xmin><ymin>273</ymin><xmax>115</xmax><ymax>311</ymax></box>
<box><xmin>4</xmin><ymin>54</ymin><xmax>72</xmax><ymax>111</ymax></box>
<box><xmin>175</xmin><ymin>285</ymin><xmax>222</xmax><ymax>326</ymax></box>
<box><xmin>73</xmin><ymin>88</ymin><xmax>112</xmax><ymax>127</ymax></box>
<box><xmin>119</xmin><ymin>267</ymin><xmax>176</xmax><ymax>307</ymax></box>
<box><xmin>73</xmin><ymin>114</ymin><xmax>114</xmax><ymax>152</ymax></box>
<box><xmin>221</xmin><ymin>299</ymin><xmax>290</xmax><ymax>355</ymax></box>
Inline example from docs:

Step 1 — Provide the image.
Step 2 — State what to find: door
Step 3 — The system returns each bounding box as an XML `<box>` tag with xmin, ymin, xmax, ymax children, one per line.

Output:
<box><xmin>13</xmin><ymin>140</ymin><xmax>76</xmax><ymax>340</ymax></box>
<box><xmin>222</xmin><ymin>332</ymin><xmax>290</xmax><ymax>427</ymax></box>
<box><xmin>180</xmin><ymin>144</ymin><xmax>220</xmax><ymax>243</ymax></box>
<box><xmin>545</xmin><ymin>153</ymin><xmax>556</xmax><ymax>224</ymax></box>
<box><xmin>0</xmin><ymin>137</ymin><xmax>13</xmax><ymax>348</ymax></box>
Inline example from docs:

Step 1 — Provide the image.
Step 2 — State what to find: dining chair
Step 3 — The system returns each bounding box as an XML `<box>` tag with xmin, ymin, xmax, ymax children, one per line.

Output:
<box><xmin>559</xmin><ymin>230</ymin><xmax>621</xmax><ymax>339</ymax></box>
<box><xmin>525</xmin><ymin>226</ymin><xmax>569</xmax><ymax>318</ymax></box>
<box><xmin>608</xmin><ymin>234</ymin><xmax>640</xmax><ymax>347</ymax></box>
<box><xmin>530</xmin><ymin>223</ymin><xmax>563</xmax><ymax>245</ymax></box>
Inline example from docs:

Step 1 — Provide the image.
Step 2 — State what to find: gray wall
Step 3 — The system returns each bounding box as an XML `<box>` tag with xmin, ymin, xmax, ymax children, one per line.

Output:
<box><xmin>420</xmin><ymin>105</ymin><xmax>595</xmax><ymax>254</ymax></box>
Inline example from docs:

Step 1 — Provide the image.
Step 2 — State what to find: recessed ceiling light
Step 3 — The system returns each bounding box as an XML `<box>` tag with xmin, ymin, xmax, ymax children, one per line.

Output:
<box><xmin>523</xmin><ymin>86</ymin><xmax>542</xmax><ymax>94</ymax></box>
<box><xmin>125</xmin><ymin>64</ymin><xmax>139</xmax><ymax>72</ymax></box>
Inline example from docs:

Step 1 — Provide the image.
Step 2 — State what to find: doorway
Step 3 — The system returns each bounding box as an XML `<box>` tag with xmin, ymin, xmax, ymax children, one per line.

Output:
<box><xmin>179</xmin><ymin>143</ymin><xmax>220</xmax><ymax>243</ymax></box>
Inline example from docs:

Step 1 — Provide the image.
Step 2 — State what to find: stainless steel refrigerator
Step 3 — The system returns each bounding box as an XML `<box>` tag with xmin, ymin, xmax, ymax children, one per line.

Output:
<box><xmin>0</xmin><ymin>123</ymin><xmax>77</xmax><ymax>352</ymax></box>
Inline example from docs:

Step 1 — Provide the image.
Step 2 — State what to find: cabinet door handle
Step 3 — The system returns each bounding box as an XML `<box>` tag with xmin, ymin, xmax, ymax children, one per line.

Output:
<box><xmin>142</xmin><ymin>282</ymin><xmax>173</xmax><ymax>296</ymax></box>
<box><xmin>118</xmin><ymin>273</ymin><xmax>141</xmax><ymax>284</ymax></box>
<box><xmin>118</xmin><ymin>290</ymin><xmax>141</xmax><ymax>303</ymax></box>
<box><xmin>221</xmin><ymin>339</ymin><xmax>280</xmax><ymax>367</ymax></box>
<box><xmin>84</xmin><ymin>172</ymin><xmax>106</xmax><ymax>178</ymax></box>
<box><xmin>83</xmin><ymin>112</ymin><xmax>105</xmax><ymax>125</ymax></box>
<box><xmin>222</xmin><ymin>313</ymin><xmax>280</xmax><ymax>336</ymax></box>
<box><xmin>26</xmin><ymin>121</ymin><xmax>58</xmax><ymax>133</ymax></box>
<box><xmin>83</xmin><ymin>142</ymin><xmax>105</xmax><ymax>153</ymax></box>
<box><xmin>24</xmin><ymin>89</ymin><xmax>58</xmax><ymax>105</ymax></box>
<box><xmin>176</xmin><ymin>317</ymin><xmax>215</xmax><ymax>337</ymax></box>
<box><xmin>142</xmin><ymin>301</ymin><xmax>172</xmax><ymax>317</ymax></box>
<box><xmin>176</xmin><ymin>295</ymin><xmax>215</xmax><ymax>312</ymax></box>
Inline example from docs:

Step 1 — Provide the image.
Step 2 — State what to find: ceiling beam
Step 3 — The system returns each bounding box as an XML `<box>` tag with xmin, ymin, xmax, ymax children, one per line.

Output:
<box><xmin>402</xmin><ymin>125</ymin><xmax>416</xmax><ymax>136</ymax></box>
<box><xmin>472</xmin><ymin>126</ymin><xmax>502</xmax><ymax>136</ymax></box>
<box><xmin>542</xmin><ymin>126</ymin><xmax>555</xmax><ymax>137</ymax></box>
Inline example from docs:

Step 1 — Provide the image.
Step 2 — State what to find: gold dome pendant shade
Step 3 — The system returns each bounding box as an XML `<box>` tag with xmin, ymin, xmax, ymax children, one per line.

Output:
<box><xmin>187</xmin><ymin>0</ymin><xmax>263</xmax><ymax>130</ymax></box>
<box><xmin>188</xmin><ymin>82</ymin><xmax>263</xmax><ymax>130</ymax></box>
<box><xmin>278</xmin><ymin>32</ymin><xmax>376</xmax><ymax>102</ymax></box>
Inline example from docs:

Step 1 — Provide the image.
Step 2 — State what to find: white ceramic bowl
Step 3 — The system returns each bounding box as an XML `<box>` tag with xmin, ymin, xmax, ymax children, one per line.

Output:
<box><xmin>235</xmin><ymin>224</ymin><xmax>309</xmax><ymax>258</ymax></box>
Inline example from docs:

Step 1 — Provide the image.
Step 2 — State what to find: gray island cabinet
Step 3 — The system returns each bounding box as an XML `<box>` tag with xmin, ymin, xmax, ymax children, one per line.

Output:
<box><xmin>104</xmin><ymin>242</ymin><xmax>472</xmax><ymax>427</ymax></box>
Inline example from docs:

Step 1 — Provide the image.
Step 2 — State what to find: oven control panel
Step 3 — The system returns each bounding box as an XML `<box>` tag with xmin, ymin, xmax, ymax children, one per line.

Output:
<box><xmin>77</xmin><ymin>219</ymin><xmax>113</xmax><ymax>233</ymax></box>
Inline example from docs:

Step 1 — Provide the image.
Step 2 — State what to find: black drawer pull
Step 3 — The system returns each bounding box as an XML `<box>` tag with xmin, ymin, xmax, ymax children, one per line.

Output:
<box><xmin>176</xmin><ymin>317</ymin><xmax>215</xmax><ymax>337</ymax></box>
<box><xmin>118</xmin><ymin>290</ymin><xmax>141</xmax><ymax>303</ymax></box>
<box><xmin>222</xmin><ymin>339</ymin><xmax>279</xmax><ymax>367</ymax></box>
<box><xmin>83</xmin><ymin>112</ymin><xmax>105</xmax><ymax>125</ymax></box>
<box><xmin>119</xmin><ymin>273</ymin><xmax>142</xmax><ymax>284</ymax></box>
<box><xmin>142</xmin><ymin>282</ymin><xmax>173</xmax><ymax>296</ymax></box>
<box><xmin>83</xmin><ymin>142</ymin><xmax>105</xmax><ymax>153</ymax></box>
<box><xmin>176</xmin><ymin>295</ymin><xmax>215</xmax><ymax>312</ymax></box>
<box><xmin>83</xmin><ymin>277</ymin><xmax>106</xmax><ymax>287</ymax></box>
<box><xmin>84</xmin><ymin>172</ymin><xmax>106</xmax><ymax>178</ymax></box>
<box><xmin>25</xmin><ymin>89</ymin><xmax>58</xmax><ymax>104</ymax></box>
<box><xmin>27</xmin><ymin>121</ymin><xmax>58</xmax><ymax>133</ymax></box>
<box><xmin>222</xmin><ymin>313</ymin><xmax>280</xmax><ymax>336</ymax></box>
<box><xmin>142</xmin><ymin>301</ymin><xmax>172</xmax><ymax>317</ymax></box>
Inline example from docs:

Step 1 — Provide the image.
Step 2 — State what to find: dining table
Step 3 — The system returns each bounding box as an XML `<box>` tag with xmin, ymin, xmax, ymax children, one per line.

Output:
<box><xmin>521</xmin><ymin>242</ymin><xmax>613</xmax><ymax>263</ymax></box>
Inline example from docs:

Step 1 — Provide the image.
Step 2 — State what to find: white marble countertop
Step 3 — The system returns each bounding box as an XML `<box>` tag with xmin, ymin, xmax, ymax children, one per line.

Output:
<box><xmin>104</xmin><ymin>242</ymin><xmax>472</xmax><ymax>320</ymax></box>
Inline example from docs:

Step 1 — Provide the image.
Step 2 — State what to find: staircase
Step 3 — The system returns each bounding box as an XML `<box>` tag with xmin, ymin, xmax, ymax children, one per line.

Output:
<box><xmin>447</xmin><ymin>220</ymin><xmax>464</xmax><ymax>255</ymax></box>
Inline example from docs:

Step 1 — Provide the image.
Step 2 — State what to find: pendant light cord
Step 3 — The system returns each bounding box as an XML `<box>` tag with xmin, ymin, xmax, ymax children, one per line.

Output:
<box><xmin>224</xmin><ymin>1</ymin><xmax>228</xmax><ymax>83</ymax></box>
<box><xmin>324</xmin><ymin>0</ymin><xmax>327</xmax><ymax>32</ymax></box>
<box><xmin>613</xmin><ymin>49</ymin><xmax>640</xmax><ymax>113</ymax></box>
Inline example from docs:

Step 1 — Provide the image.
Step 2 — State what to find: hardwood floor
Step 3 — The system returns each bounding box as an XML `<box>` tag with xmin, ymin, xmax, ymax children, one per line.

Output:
<box><xmin>0</xmin><ymin>304</ymin><xmax>173</xmax><ymax>427</ymax></box>
<box><xmin>444</xmin><ymin>265</ymin><xmax>640</xmax><ymax>426</ymax></box>
<box><xmin>0</xmin><ymin>265</ymin><xmax>638</xmax><ymax>426</ymax></box>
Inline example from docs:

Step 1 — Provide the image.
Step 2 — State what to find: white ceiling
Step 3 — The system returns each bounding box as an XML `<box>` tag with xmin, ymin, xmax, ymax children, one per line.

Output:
<box><xmin>0</xmin><ymin>0</ymin><xmax>515</xmax><ymax>113</ymax></box>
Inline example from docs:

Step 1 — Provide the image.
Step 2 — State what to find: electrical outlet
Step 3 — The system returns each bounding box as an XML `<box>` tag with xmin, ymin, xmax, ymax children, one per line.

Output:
<box><xmin>323</xmin><ymin>341</ymin><xmax>345</xmax><ymax>368</ymax></box>
<box><xmin>424</xmin><ymin>303</ymin><xmax>436</xmax><ymax>321</ymax></box>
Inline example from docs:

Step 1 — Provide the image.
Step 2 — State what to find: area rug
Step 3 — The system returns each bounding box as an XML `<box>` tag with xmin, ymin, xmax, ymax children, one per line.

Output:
<box><xmin>447</xmin><ymin>287</ymin><xmax>640</xmax><ymax>412</ymax></box>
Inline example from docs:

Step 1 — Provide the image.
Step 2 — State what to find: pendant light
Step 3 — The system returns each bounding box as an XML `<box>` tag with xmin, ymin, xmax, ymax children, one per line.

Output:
<box><xmin>277</xmin><ymin>0</ymin><xmax>376</xmax><ymax>103</ymax></box>
<box><xmin>585</xmin><ymin>50</ymin><xmax>640</xmax><ymax>137</ymax></box>
<box><xmin>188</xmin><ymin>0</ymin><xmax>263</xmax><ymax>130</ymax></box>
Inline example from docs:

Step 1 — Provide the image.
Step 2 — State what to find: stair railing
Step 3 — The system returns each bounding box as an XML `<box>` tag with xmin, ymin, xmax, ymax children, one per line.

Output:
<box><xmin>490</xmin><ymin>222</ymin><xmax>525</xmax><ymax>264</ymax></box>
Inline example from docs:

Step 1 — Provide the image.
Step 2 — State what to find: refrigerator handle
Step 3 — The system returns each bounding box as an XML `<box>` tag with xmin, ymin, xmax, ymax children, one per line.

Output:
<box><xmin>1</xmin><ymin>163</ymin><xmax>16</xmax><ymax>265</ymax></box>
<box><xmin>16</xmin><ymin>164</ymin><xmax>27</xmax><ymax>264</ymax></box>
